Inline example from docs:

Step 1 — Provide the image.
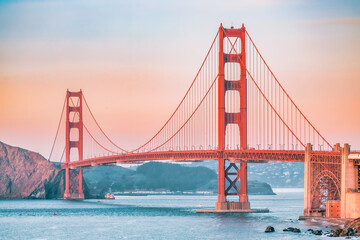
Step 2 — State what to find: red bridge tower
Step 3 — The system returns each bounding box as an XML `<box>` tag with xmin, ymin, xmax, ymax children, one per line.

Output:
<box><xmin>216</xmin><ymin>24</ymin><xmax>250</xmax><ymax>211</ymax></box>
<box><xmin>64</xmin><ymin>90</ymin><xmax>84</xmax><ymax>199</ymax></box>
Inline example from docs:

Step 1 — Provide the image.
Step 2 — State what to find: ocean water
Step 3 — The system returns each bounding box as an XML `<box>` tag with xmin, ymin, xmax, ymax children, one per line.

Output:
<box><xmin>0</xmin><ymin>190</ymin><xmax>341</xmax><ymax>239</ymax></box>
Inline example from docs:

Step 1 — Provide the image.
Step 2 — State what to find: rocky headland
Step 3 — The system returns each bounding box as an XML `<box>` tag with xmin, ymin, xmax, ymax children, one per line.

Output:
<box><xmin>0</xmin><ymin>141</ymin><xmax>87</xmax><ymax>199</ymax></box>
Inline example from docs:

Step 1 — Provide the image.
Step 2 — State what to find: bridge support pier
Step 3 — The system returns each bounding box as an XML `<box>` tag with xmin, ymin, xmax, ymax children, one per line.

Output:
<box><xmin>216</xmin><ymin>157</ymin><xmax>226</xmax><ymax>209</ymax></box>
<box><xmin>216</xmin><ymin>160</ymin><xmax>250</xmax><ymax>211</ymax></box>
<box><xmin>64</xmin><ymin>167</ymin><xmax>70</xmax><ymax>198</ymax></box>
<box><xmin>71</xmin><ymin>168</ymin><xmax>84</xmax><ymax>199</ymax></box>
<box><xmin>63</xmin><ymin>167</ymin><xmax>84</xmax><ymax>199</ymax></box>
<box><xmin>303</xmin><ymin>143</ymin><xmax>312</xmax><ymax>216</ymax></box>
<box><xmin>239</xmin><ymin>162</ymin><xmax>250</xmax><ymax>209</ymax></box>
<box><xmin>77</xmin><ymin>168</ymin><xmax>84</xmax><ymax>198</ymax></box>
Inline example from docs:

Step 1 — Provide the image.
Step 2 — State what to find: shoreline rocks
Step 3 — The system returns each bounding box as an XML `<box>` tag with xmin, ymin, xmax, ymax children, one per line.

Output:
<box><xmin>330</xmin><ymin>227</ymin><xmax>359</xmax><ymax>237</ymax></box>
<box><xmin>283</xmin><ymin>227</ymin><xmax>301</xmax><ymax>233</ymax></box>
<box><xmin>279</xmin><ymin>225</ymin><xmax>360</xmax><ymax>237</ymax></box>
<box><xmin>264</xmin><ymin>226</ymin><xmax>275</xmax><ymax>232</ymax></box>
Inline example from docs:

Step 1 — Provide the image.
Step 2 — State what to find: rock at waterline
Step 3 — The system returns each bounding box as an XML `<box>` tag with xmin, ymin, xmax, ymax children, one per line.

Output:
<box><xmin>265</xmin><ymin>226</ymin><xmax>275</xmax><ymax>233</ymax></box>
<box><xmin>344</xmin><ymin>217</ymin><xmax>360</xmax><ymax>235</ymax></box>
<box><xmin>313</xmin><ymin>230</ymin><xmax>322</xmax><ymax>236</ymax></box>
<box><xmin>339</xmin><ymin>227</ymin><xmax>359</xmax><ymax>237</ymax></box>
<box><xmin>283</xmin><ymin>227</ymin><xmax>300</xmax><ymax>233</ymax></box>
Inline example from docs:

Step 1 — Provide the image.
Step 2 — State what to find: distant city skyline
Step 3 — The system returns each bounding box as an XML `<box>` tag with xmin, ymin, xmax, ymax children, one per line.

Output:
<box><xmin>0</xmin><ymin>0</ymin><xmax>359</xmax><ymax>157</ymax></box>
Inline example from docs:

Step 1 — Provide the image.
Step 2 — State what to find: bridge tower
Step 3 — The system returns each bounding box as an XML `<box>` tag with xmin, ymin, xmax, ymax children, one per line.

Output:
<box><xmin>216</xmin><ymin>24</ymin><xmax>250</xmax><ymax>211</ymax></box>
<box><xmin>64</xmin><ymin>90</ymin><xmax>84</xmax><ymax>199</ymax></box>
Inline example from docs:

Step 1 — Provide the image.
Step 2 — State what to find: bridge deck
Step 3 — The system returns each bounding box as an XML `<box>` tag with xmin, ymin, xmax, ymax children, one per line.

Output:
<box><xmin>60</xmin><ymin>149</ymin><xmax>332</xmax><ymax>169</ymax></box>
<box><xmin>61</xmin><ymin>150</ymin><xmax>346</xmax><ymax>169</ymax></box>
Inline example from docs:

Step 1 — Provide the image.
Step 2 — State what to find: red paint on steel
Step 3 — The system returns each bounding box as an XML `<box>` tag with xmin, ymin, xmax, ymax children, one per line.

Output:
<box><xmin>65</xmin><ymin>90</ymin><xmax>84</xmax><ymax>198</ymax></box>
<box><xmin>61</xmin><ymin>149</ymin><xmax>307</xmax><ymax>169</ymax></box>
<box><xmin>64</xmin><ymin>90</ymin><xmax>70</xmax><ymax>198</ymax></box>
<box><xmin>217</xmin><ymin>24</ymin><xmax>226</xmax><ymax>206</ymax></box>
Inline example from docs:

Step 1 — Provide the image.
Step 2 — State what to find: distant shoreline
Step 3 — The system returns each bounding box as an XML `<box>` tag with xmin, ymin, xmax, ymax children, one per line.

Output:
<box><xmin>272</xmin><ymin>188</ymin><xmax>304</xmax><ymax>193</ymax></box>
<box><xmin>0</xmin><ymin>189</ymin><xmax>305</xmax><ymax>200</ymax></box>
<box><xmin>112</xmin><ymin>188</ymin><xmax>304</xmax><ymax>197</ymax></box>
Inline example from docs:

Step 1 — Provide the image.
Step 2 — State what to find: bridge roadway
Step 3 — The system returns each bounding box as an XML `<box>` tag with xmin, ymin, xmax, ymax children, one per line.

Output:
<box><xmin>60</xmin><ymin>149</ymin><xmax>347</xmax><ymax>169</ymax></box>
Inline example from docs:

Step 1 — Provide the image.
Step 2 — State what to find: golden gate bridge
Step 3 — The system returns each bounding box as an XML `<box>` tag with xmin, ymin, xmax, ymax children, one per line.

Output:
<box><xmin>49</xmin><ymin>24</ymin><xmax>360</xmax><ymax>219</ymax></box>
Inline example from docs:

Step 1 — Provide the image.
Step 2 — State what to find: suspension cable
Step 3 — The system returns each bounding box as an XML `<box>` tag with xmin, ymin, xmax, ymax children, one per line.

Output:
<box><xmin>48</xmin><ymin>96</ymin><xmax>66</xmax><ymax>161</ymax></box>
<box><xmin>69</xmin><ymin>97</ymin><xmax>121</xmax><ymax>155</ymax></box>
<box><xmin>130</xmin><ymin>30</ymin><xmax>219</xmax><ymax>153</ymax></box>
<box><xmin>83</xmin><ymin>94</ymin><xmax>128</xmax><ymax>153</ymax></box>
<box><xmin>245</xmin><ymin>30</ymin><xmax>332</xmax><ymax>149</ymax></box>
<box><xmin>223</xmin><ymin>29</ymin><xmax>306</xmax><ymax>148</ymax></box>
<box><xmin>150</xmin><ymin>75</ymin><xmax>218</xmax><ymax>152</ymax></box>
<box><xmin>83</xmin><ymin>123</ymin><xmax>119</xmax><ymax>155</ymax></box>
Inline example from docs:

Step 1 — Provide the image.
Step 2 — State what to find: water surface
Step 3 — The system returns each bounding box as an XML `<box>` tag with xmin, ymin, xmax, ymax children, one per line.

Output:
<box><xmin>0</xmin><ymin>190</ymin><xmax>338</xmax><ymax>239</ymax></box>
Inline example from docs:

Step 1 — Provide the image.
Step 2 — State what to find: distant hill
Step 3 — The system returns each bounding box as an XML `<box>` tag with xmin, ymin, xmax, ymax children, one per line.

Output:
<box><xmin>188</xmin><ymin>160</ymin><xmax>304</xmax><ymax>188</ymax></box>
<box><xmin>83</xmin><ymin>162</ymin><xmax>275</xmax><ymax>196</ymax></box>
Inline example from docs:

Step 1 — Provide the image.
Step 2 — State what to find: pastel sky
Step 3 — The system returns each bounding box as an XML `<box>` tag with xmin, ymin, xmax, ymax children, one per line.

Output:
<box><xmin>0</xmin><ymin>0</ymin><xmax>359</xmax><ymax>157</ymax></box>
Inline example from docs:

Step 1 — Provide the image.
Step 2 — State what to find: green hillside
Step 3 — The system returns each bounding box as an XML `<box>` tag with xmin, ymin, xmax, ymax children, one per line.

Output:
<box><xmin>83</xmin><ymin>162</ymin><xmax>275</xmax><ymax>196</ymax></box>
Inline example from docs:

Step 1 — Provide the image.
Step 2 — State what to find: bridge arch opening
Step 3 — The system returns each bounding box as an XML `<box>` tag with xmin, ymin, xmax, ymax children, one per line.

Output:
<box><xmin>224</xmin><ymin>62</ymin><xmax>241</xmax><ymax>81</ymax></box>
<box><xmin>311</xmin><ymin>170</ymin><xmax>340</xmax><ymax>211</ymax></box>
<box><xmin>69</xmin><ymin>148</ymin><xmax>80</xmax><ymax>162</ymax></box>
<box><xmin>69</xmin><ymin>111</ymin><xmax>80</xmax><ymax>123</ymax></box>
<box><xmin>70</xmin><ymin>128</ymin><xmax>79</xmax><ymax>142</ymax></box>
<box><xmin>225</xmin><ymin>90</ymin><xmax>240</xmax><ymax>113</ymax></box>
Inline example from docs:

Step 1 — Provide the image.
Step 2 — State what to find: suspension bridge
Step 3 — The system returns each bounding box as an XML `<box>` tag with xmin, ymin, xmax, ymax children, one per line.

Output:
<box><xmin>49</xmin><ymin>24</ymin><xmax>360</xmax><ymax>219</ymax></box>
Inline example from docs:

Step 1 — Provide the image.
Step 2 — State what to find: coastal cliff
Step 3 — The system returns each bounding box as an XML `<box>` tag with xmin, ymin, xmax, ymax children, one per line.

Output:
<box><xmin>0</xmin><ymin>141</ymin><xmax>87</xmax><ymax>199</ymax></box>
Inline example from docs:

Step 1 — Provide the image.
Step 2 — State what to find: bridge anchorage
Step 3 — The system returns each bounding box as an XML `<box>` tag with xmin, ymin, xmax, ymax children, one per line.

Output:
<box><xmin>57</xmin><ymin>24</ymin><xmax>360</xmax><ymax>218</ymax></box>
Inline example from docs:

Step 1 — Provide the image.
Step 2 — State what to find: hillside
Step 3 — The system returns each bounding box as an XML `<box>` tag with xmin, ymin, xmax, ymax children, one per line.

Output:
<box><xmin>83</xmin><ymin>162</ymin><xmax>275</xmax><ymax>195</ymax></box>
<box><xmin>188</xmin><ymin>160</ymin><xmax>304</xmax><ymax>188</ymax></box>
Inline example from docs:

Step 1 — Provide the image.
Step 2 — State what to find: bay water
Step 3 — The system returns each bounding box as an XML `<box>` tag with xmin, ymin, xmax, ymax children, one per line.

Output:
<box><xmin>0</xmin><ymin>189</ymin><xmax>339</xmax><ymax>239</ymax></box>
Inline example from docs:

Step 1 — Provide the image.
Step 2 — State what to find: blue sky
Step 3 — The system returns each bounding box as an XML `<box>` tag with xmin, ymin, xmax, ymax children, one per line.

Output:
<box><xmin>0</xmin><ymin>0</ymin><xmax>359</xmax><ymax>155</ymax></box>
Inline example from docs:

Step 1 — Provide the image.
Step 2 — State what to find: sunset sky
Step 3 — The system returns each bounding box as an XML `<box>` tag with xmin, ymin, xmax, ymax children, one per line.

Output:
<box><xmin>0</xmin><ymin>0</ymin><xmax>359</xmax><ymax>158</ymax></box>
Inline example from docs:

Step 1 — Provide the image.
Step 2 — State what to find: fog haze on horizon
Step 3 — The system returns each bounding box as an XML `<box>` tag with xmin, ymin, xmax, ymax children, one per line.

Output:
<box><xmin>0</xmin><ymin>0</ymin><xmax>359</xmax><ymax>158</ymax></box>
